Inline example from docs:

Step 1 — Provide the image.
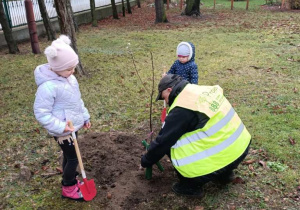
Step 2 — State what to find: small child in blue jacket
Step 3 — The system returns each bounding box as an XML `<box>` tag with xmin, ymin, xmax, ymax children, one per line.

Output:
<box><xmin>166</xmin><ymin>42</ymin><xmax>198</xmax><ymax>84</ymax></box>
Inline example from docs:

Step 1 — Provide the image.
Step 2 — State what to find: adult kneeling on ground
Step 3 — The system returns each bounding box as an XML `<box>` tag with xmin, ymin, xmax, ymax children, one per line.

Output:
<box><xmin>140</xmin><ymin>74</ymin><xmax>251</xmax><ymax>197</ymax></box>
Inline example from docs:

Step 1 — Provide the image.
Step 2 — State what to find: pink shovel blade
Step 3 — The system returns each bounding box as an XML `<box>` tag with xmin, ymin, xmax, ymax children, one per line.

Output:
<box><xmin>79</xmin><ymin>178</ymin><xmax>97</xmax><ymax>201</ymax></box>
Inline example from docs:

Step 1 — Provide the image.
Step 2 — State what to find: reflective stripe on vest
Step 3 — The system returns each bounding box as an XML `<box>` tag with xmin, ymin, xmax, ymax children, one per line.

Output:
<box><xmin>172</xmin><ymin>107</ymin><xmax>235</xmax><ymax>149</ymax></box>
<box><xmin>172</xmin><ymin>122</ymin><xmax>244</xmax><ymax>167</ymax></box>
<box><xmin>169</xmin><ymin>84</ymin><xmax>251</xmax><ymax>177</ymax></box>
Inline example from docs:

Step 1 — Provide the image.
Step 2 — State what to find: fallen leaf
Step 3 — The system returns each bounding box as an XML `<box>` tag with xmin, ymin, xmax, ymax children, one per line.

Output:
<box><xmin>293</xmin><ymin>87</ymin><xmax>298</xmax><ymax>93</ymax></box>
<box><xmin>251</xmin><ymin>149</ymin><xmax>258</xmax><ymax>154</ymax></box>
<box><xmin>289</xmin><ymin>137</ymin><xmax>296</xmax><ymax>145</ymax></box>
<box><xmin>243</xmin><ymin>159</ymin><xmax>256</xmax><ymax>165</ymax></box>
<box><xmin>259</xmin><ymin>160</ymin><xmax>267</xmax><ymax>168</ymax></box>
<box><xmin>41</xmin><ymin>166</ymin><xmax>48</xmax><ymax>171</ymax></box>
<box><xmin>272</xmin><ymin>105</ymin><xmax>281</xmax><ymax>110</ymax></box>
<box><xmin>228</xmin><ymin>205</ymin><xmax>236</xmax><ymax>210</ymax></box>
<box><xmin>107</xmin><ymin>192</ymin><xmax>112</xmax><ymax>199</ymax></box>
<box><xmin>194</xmin><ymin>206</ymin><xmax>204</xmax><ymax>210</ymax></box>
<box><xmin>232</xmin><ymin>177</ymin><xmax>245</xmax><ymax>184</ymax></box>
<box><xmin>248</xmin><ymin>164</ymin><xmax>254</xmax><ymax>171</ymax></box>
<box><xmin>35</xmin><ymin>128</ymin><xmax>40</xmax><ymax>134</ymax></box>
<box><xmin>56</xmin><ymin>167</ymin><xmax>63</xmax><ymax>173</ymax></box>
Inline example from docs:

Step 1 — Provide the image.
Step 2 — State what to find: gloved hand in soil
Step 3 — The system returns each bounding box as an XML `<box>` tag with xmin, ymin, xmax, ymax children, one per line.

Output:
<box><xmin>138</xmin><ymin>164</ymin><xmax>144</xmax><ymax>171</ymax></box>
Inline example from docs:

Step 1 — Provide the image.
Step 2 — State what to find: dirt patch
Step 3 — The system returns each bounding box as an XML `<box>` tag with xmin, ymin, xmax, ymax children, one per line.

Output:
<box><xmin>78</xmin><ymin>131</ymin><xmax>176</xmax><ymax>209</ymax></box>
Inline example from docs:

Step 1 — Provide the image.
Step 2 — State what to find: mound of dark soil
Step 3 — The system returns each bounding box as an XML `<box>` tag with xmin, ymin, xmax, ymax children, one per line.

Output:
<box><xmin>79</xmin><ymin>132</ymin><xmax>176</xmax><ymax>209</ymax></box>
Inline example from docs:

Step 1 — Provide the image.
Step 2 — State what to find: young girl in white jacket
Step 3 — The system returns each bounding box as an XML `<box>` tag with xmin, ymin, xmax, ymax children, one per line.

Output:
<box><xmin>34</xmin><ymin>35</ymin><xmax>91</xmax><ymax>201</ymax></box>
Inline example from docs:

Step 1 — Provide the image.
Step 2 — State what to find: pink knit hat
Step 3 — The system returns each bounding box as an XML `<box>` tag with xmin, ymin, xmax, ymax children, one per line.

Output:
<box><xmin>44</xmin><ymin>35</ymin><xmax>79</xmax><ymax>72</ymax></box>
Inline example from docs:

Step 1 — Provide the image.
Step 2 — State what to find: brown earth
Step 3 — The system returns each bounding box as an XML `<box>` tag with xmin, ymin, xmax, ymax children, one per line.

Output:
<box><xmin>78</xmin><ymin>131</ymin><xmax>177</xmax><ymax>209</ymax></box>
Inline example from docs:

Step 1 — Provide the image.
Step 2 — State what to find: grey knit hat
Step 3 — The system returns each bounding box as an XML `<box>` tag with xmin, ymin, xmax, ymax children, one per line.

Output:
<box><xmin>177</xmin><ymin>44</ymin><xmax>190</xmax><ymax>56</ymax></box>
<box><xmin>176</xmin><ymin>42</ymin><xmax>193</xmax><ymax>61</ymax></box>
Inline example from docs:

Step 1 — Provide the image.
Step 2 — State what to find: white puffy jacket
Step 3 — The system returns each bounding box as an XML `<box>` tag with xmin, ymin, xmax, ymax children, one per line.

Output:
<box><xmin>34</xmin><ymin>64</ymin><xmax>90</xmax><ymax>137</ymax></box>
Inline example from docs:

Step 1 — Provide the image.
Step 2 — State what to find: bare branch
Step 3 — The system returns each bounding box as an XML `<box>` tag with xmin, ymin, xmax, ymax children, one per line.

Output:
<box><xmin>149</xmin><ymin>52</ymin><xmax>155</xmax><ymax>140</ymax></box>
<box><xmin>130</xmin><ymin>53</ymin><xmax>150</xmax><ymax>95</ymax></box>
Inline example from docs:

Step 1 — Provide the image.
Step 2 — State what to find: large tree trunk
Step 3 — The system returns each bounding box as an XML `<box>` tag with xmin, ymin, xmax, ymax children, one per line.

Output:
<box><xmin>183</xmin><ymin>0</ymin><xmax>201</xmax><ymax>16</ymax></box>
<box><xmin>90</xmin><ymin>0</ymin><xmax>98</xmax><ymax>27</ymax></box>
<box><xmin>155</xmin><ymin>0</ymin><xmax>168</xmax><ymax>23</ymax></box>
<box><xmin>111</xmin><ymin>0</ymin><xmax>119</xmax><ymax>19</ymax></box>
<box><xmin>66</xmin><ymin>0</ymin><xmax>79</xmax><ymax>32</ymax></box>
<box><xmin>122</xmin><ymin>0</ymin><xmax>125</xmax><ymax>17</ymax></box>
<box><xmin>126</xmin><ymin>0</ymin><xmax>132</xmax><ymax>14</ymax></box>
<box><xmin>0</xmin><ymin>1</ymin><xmax>19</xmax><ymax>53</ymax></box>
<box><xmin>54</xmin><ymin>0</ymin><xmax>86</xmax><ymax>75</ymax></box>
<box><xmin>137</xmin><ymin>0</ymin><xmax>141</xmax><ymax>8</ymax></box>
<box><xmin>38</xmin><ymin>0</ymin><xmax>56</xmax><ymax>41</ymax></box>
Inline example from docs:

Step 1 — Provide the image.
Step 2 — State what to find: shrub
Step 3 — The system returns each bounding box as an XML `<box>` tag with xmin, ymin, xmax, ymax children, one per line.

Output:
<box><xmin>289</xmin><ymin>0</ymin><xmax>300</xmax><ymax>9</ymax></box>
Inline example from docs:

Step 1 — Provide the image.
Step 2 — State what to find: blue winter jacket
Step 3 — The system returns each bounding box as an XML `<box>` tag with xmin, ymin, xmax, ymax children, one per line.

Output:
<box><xmin>167</xmin><ymin>42</ymin><xmax>198</xmax><ymax>84</ymax></box>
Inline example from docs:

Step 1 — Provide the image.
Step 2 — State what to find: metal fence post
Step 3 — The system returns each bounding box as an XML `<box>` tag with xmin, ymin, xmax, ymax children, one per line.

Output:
<box><xmin>2</xmin><ymin>0</ymin><xmax>12</xmax><ymax>28</ymax></box>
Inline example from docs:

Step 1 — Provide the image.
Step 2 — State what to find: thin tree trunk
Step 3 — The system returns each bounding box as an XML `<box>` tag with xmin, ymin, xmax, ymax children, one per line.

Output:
<box><xmin>90</xmin><ymin>0</ymin><xmax>98</xmax><ymax>27</ymax></box>
<box><xmin>54</xmin><ymin>0</ymin><xmax>86</xmax><ymax>75</ymax></box>
<box><xmin>37</xmin><ymin>0</ymin><xmax>56</xmax><ymax>40</ymax></box>
<box><xmin>122</xmin><ymin>0</ymin><xmax>126</xmax><ymax>17</ymax></box>
<box><xmin>111</xmin><ymin>0</ymin><xmax>119</xmax><ymax>19</ymax></box>
<box><xmin>137</xmin><ymin>0</ymin><xmax>141</xmax><ymax>8</ymax></box>
<box><xmin>126</xmin><ymin>0</ymin><xmax>132</xmax><ymax>14</ymax></box>
<box><xmin>183</xmin><ymin>0</ymin><xmax>201</xmax><ymax>16</ymax></box>
<box><xmin>66</xmin><ymin>0</ymin><xmax>79</xmax><ymax>32</ymax></box>
<box><xmin>0</xmin><ymin>1</ymin><xmax>19</xmax><ymax>53</ymax></box>
<box><xmin>155</xmin><ymin>0</ymin><xmax>168</xmax><ymax>23</ymax></box>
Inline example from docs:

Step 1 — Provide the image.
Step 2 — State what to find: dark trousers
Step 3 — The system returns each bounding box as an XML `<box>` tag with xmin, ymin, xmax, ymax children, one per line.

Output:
<box><xmin>54</xmin><ymin>132</ymin><xmax>78</xmax><ymax>186</ymax></box>
<box><xmin>176</xmin><ymin>142</ymin><xmax>251</xmax><ymax>188</ymax></box>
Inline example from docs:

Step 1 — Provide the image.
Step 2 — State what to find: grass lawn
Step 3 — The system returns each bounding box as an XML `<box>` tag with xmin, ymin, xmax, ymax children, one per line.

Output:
<box><xmin>0</xmin><ymin>0</ymin><xmax>299</xmax><ymax>209</ymax></box>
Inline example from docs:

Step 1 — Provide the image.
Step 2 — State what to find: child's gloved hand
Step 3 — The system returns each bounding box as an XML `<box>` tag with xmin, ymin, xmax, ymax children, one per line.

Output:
<box><xmin>64</xmin><ymin>121</ymin><xmax>75</xmax><ymax>132</ymax></box>
<box><xmin>84</xmin><ymin>121</ymin><xmax>91</xmax><ymax>129</ymax></box>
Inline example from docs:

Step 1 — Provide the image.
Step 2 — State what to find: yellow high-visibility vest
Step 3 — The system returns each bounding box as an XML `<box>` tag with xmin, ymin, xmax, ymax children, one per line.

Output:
<box><xmin>169</xmin><ymin>84</ymin><xmax>251</xmax><ymax>178</ymax></box>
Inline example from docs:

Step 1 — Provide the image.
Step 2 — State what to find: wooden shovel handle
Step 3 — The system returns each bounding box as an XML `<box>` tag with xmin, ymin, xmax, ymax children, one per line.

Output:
<box><xmin>69</xmin><ymin>121</ymin><xmax>86</xmax><ymax>179</ymax></box>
